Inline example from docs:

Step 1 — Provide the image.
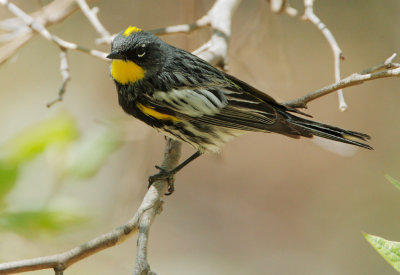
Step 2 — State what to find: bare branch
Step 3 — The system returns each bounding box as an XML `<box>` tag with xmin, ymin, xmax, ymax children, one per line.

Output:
<box><xmin>0</xmin><ymin>139</ymin><xmax>181</xmax><ymax>275</ymax></box>
<box><xmin>284</xmin><ymin>54</ymin><xmax>400</xmax><ymax>108</ymax></box>
<box><xmin>195</xmin><ymin>0</ymin><xmax>242</xmax><ymax>68</ymax></box>
<box><xmin>302</xmin><ymin>0</ymin><xmax>347</xmax><ymax>111</ymax></box>
<box><xmin>149</xmin><ymin>15</ymin><xmax>210</xmax><ymax>35</ymax></box>
<box><xmin>0</xmin><ymin>0</ymin><xmax>107</xmax><ymax>105</ymax></box>
<box><xmin>361</xmin><ymin>53</ymin><xmax>400</xmax><ymax>74</ymax></box>
<box><xmin>134</xmin><ymin>139</ymin><xmax>182</xmax><ymax>275</ymax></box>
<box><xmin>75</xmin><ymin>0</ymin><xmax>112</xmax><ymax>44</ymax></box>
<box><xmin>150</xmin><ymin>0</ymin><xmax>242</xmax><ymax>69</ymax></box>
<box><xmin>0</xmin><ymin>0</ymin><xmax>95</xmax><ymax>64</ymax></box>
<box><xmin>0</xmin><ymin>140</ymin><xmax>180</xmax><ymax>275</ymax></box>
<box><xmin>0</xmin><ymin>211</ymin><xmax>141</xmax><ymax>274</ymax></box>
<box><xmin>47</xmin><ymin>49</ymin><xmax>71</xmax><ymax>107</ymax></box>
<box><xmin>0</xmin><ymin>0</ymin><xmax>107</xmax><ymax>63</ymax></box>
<box><xmin>268</xmin><ymin>0</ymin><xmax>298</xmax><ymax>16</ymax></box>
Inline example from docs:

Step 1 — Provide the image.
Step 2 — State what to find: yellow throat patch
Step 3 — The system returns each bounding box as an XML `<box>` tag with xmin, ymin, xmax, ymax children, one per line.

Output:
<box><xmin>123</xmin><ymin>26</ymin><xmax>142</xmax><ymax>37</ymax></box>
<box><xmin>111</xmin><ymin>60</ymin><xmax>145</xmax><ymax>85</ymax></box>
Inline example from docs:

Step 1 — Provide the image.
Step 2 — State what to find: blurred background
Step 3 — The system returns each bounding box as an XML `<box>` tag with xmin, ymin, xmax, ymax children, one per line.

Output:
<box><xmin>0</xmin><ymin>0</ymin><xmax>400</xmax><ymax>274</ymax></box>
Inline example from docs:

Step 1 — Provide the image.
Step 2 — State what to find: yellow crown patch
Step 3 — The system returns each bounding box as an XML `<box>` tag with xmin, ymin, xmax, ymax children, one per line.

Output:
<box><xmin>123</xmin><ymin>26</ymin><xmax>142</xmax><ymax>37</ymax></box>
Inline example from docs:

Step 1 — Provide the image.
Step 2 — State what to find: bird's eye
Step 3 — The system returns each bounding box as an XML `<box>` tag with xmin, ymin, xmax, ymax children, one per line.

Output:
<box><xmin>137</xmin><ymin>44</ymin><xmax>146</xmax><ymax>58</ymax></box>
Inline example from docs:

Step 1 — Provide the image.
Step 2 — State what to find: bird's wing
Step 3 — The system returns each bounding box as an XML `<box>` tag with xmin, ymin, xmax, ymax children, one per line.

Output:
<box><xmin>146</xmin><ymin>70</ymin><xmax>283</xmax><ymax>132</ymax></box>
<box><xmin>151</xmin><ymin>86</ymin><xmax>227</xmax><ymax>117</ymax></box>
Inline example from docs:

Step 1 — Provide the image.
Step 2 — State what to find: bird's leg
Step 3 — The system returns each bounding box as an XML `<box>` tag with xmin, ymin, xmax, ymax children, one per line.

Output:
<box><xmin>148</xmin><ymin>151</ymin><xmax>202</xmax><ymax>195</ymax></box>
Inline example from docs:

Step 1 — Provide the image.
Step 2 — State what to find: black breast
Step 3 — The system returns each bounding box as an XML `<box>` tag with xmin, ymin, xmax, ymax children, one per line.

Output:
<box><xmin>114</xmin><ymin>81</ymin><xmax>170</xmax><ymax>129</ymax></box>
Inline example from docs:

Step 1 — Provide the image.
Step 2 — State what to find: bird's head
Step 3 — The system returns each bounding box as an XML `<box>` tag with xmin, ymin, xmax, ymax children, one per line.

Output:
<box><xmin>107</xmin><ymin>26</ymin><xmax>167</xmax><ymax>85</ymax></box>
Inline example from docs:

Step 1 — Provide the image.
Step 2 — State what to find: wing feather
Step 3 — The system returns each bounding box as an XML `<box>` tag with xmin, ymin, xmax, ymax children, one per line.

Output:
<box><xmin>147</xmin><ymin>70</ymin><xmax>281</xmax><ymax>132</ymax></box>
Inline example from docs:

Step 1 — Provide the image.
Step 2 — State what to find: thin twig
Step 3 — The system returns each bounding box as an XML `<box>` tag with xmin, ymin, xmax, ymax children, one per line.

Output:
<box><xmin>0</xmin><ymin>0</ymin><xmax>97</xmax><ymax>64</ymax></box>
<box><xmin>302</xmin><ymin>0</ymin><xmax>347</xmax><ymax>111</ymax></box>
<box><xmin>268</xmin><ymin>0</ymin><xmax>298</xmax><ymax>16</ymax></box>
<box><xmin>0</xmin><ymin>0</ymin><xmax>108</xmax><ymax>61</ymax></box>
<box><xmin>0</xmin><ymin>0</ymin><xmax>107</xmax><ymax>107</ymax></box>
<box><xmin>47</xmin><ymin>49</ymin><xmax>71</xmax><ymax>107</ymax></box>
<box><xmin>361</xmin><ymin>53</ymin><xmax>400</xmax><ymax>74</ymax></box>
<box><xmin>75</xmin><ymin>0</ymin><xmax>112</xmax><ymax>44</ymax></box>
<box><xmin>284</xmin><ymin>54</ymin><xmax>400</xmax><ymax>108</ymax></box>
<box><xmin>149</xmin><ymin>15</ymin><xmax>210</xmax><ymax>35</ymax></box>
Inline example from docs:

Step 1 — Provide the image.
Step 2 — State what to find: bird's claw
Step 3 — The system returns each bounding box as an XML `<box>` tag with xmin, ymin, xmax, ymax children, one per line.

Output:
<box><xmin>148</xmin><ymin>167</ymin><xmax>175</xmax><ymax>195</ymax></box>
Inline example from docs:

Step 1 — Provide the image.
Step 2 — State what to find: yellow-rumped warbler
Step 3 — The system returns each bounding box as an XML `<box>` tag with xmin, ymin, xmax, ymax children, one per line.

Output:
<box><xmin>107</xmin><ymin>26</ymin><xmax>371</xmax><ymax>193</ymax></box>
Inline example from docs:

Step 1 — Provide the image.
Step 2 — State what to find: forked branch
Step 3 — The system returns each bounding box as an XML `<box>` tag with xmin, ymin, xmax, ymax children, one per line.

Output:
<box><xmin>302</xmin><ymin>0</ymin><xmax>347</xmax><ymax>111</ymax></box>
<box><xmin>284</xmin><ymin>54</ymin><xmax>400</xmax><ymax>108</ymax></box>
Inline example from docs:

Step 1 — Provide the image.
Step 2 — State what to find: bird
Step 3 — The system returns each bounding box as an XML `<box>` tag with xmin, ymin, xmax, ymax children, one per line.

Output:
<box><xmin>107</xmin><ymin>26</ymin><xmax>371</xmax><ymax>194</ymax></box>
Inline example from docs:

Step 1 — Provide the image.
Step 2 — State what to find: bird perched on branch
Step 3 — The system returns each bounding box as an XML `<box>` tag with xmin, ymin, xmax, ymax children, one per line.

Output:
<box><xmin>107</xmin><ymin>26</ymin><xmax>371</xmax><ymax>194</ymax></box>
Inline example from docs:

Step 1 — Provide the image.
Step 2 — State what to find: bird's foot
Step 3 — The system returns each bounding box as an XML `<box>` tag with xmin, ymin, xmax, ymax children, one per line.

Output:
<box><xmin>148</xmin><ymin>166</ymin><xmax>175</xmax><ymax>195</ymax></box>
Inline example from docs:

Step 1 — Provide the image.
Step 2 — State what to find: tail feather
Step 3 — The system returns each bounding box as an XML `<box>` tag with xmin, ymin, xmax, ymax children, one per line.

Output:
<box><xmin>286</xmin><ymin>114</ymin><xmax>372</xmax><ymax>150</ymax></box>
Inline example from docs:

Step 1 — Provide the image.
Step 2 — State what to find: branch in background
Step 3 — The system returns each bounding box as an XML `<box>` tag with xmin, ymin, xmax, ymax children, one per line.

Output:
<box><xmin>151</xmin><ymin>0</ymin><xmax>242</xmax><ymax>69</ymax></box>
<box><xmin>284</xmin><ymin>54</ymin><xmax>400</xmax><ymax>108</ymax></box>
<box><xmin>268</xmin><ymin>0</ymin><xmax>298</xmax><ymax>16</ymax></box>
<box><xmin>360</xmin><ymin>53</ymin><xmax>400</xmax><ymax>74</ymax></box>
<box><xmin>0</xmin><ymin>0</ymin><xmax>108</xmax><ymax>60</ymax></box>
<box><xmin>0</xmin><ymin>0</ymin><xmax>108</xmax><ymax>107</ymax></box>
<box><xmin>194</xmin><ymin>0</ymin><xmax>241</xmax><ymax>69</ymax></box>
<box><xmin>75</xmin><ymin>0</ymin><xmax>112</xmax><ymax>44</ymax></box>
<box><xmin>47</xmin><ymin>49</ymin><xmax>71</xmax><ymax>108</ymax></box>
<box><xmin>149</xmin><ymin>14</ymin><xmax>210</xmax><ymax>35</ymax></box>
<box><xmin>302</xmin><ymin>0</ymin><xmax>347</xmax><ymax>111</ymax></box>
<box><xmin>0</xmin><ymin>0</ymin><xmax>98</xmax><ymax>64</ymax></box>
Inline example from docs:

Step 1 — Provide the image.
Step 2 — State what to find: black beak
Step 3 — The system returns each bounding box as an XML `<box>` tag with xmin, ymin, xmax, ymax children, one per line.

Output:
<box><xmin>106</xmin><ymin>52</ymin><xmax>125</xmax><ymax>60</ymax></box>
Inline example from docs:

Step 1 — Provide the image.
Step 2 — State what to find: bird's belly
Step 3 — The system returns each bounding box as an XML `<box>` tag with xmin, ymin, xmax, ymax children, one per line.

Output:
<box><xmin>157</xmin><ymin>122</ymin><xmax>245</xmax><ymax>153</ymax></box>
<box><xmin>116</xmin><ymin>88</ymin><xmax>245</xmax><ymax>152</ymax></box>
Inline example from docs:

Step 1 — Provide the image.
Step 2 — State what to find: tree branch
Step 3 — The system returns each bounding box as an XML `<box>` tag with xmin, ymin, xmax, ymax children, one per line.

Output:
<box><xmin>0</xmin><ymin>203</ymin><xmax>141</xmax><ymax>274</ymax></box>
<box><xmin>0</xmin><ymin>0</ymin><xmax>108</xmax><ymax>59</ymax></box>
<box><xmin>0</xmin><ymin>0</ymin><xmax>107</xmax><ymax>106</ymax></box>
<box><xmin>0</xmin><ymin>0</ymin><xmax>99</xmax><ymax>64</ymax></box>
<box><xmin>149</xmin><ymin>15</ymin><xmax>210</xmax><ymax>36</ymax></box>
<box><xmin>134</xmin><ymin>139</ymin><xmax>182</xmax><ymax>275</ymax></box>
<box><xmin>268</xmin><ymin>0</ymin><xmax>298</xmax><ymax>16</ymax></box>
<box><xmin>75</xmin><ymin>0</ymin><xmax>112</xmax><ymax>44</ymax></box>
<box><xmin>47</xmin><ymin>49</ymin><xmax>71</xmax><ymax>107</ymax></box>
<box><xmin>193</xmin><ymin>0</ymin><xmax>241</xmax><ymax>68</ymax></box>
<box><xmin>0</xmin><ymin>139</ymin><xmax>181</xmax><ymax>275</ymax></box>
<box><xmin>302</xmin><ymin>0</ymin><xmax>347</xmax><ymax>111</ymax></box>
<box><xmin>284</xmin><ymin>54</ymin><xmax>400</xmax><ymax>108</ymax></box>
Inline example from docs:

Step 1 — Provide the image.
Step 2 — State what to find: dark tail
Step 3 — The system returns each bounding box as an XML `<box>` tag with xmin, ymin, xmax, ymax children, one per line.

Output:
<box><xmin>284</xmin><ymin>112</ymin><xmax>372</xmax><ymax>150</ymax></box>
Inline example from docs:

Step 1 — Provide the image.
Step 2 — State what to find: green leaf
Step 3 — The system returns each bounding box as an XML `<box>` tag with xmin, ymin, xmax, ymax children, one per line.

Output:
<box><xmin>364</xmin><ymin>232</ymin><xmax>400</xmax><ymax>272</ymax></box>
<box><xmin>0</xmin><ymin>210</ymin><xmax>87</xmax><ymax>235</ymax></box>
<box><xmin>0</xmin><ymin>161</ymin><xmax>18</xmax><ymax>208</ymax></box>
<box><xmin>64</xmin><ymin>125</ymin><xmax>122</xmax><ymax>179</ymax></box>
<box><xmin>1</xmin><ymin>113</ymin><xmax>79</xmax><ymax>166</ymax></box>
<box><xmin>385</xmin><ymin>174</ymin><xmax>400</xmax><ymax>191</ymax></box>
